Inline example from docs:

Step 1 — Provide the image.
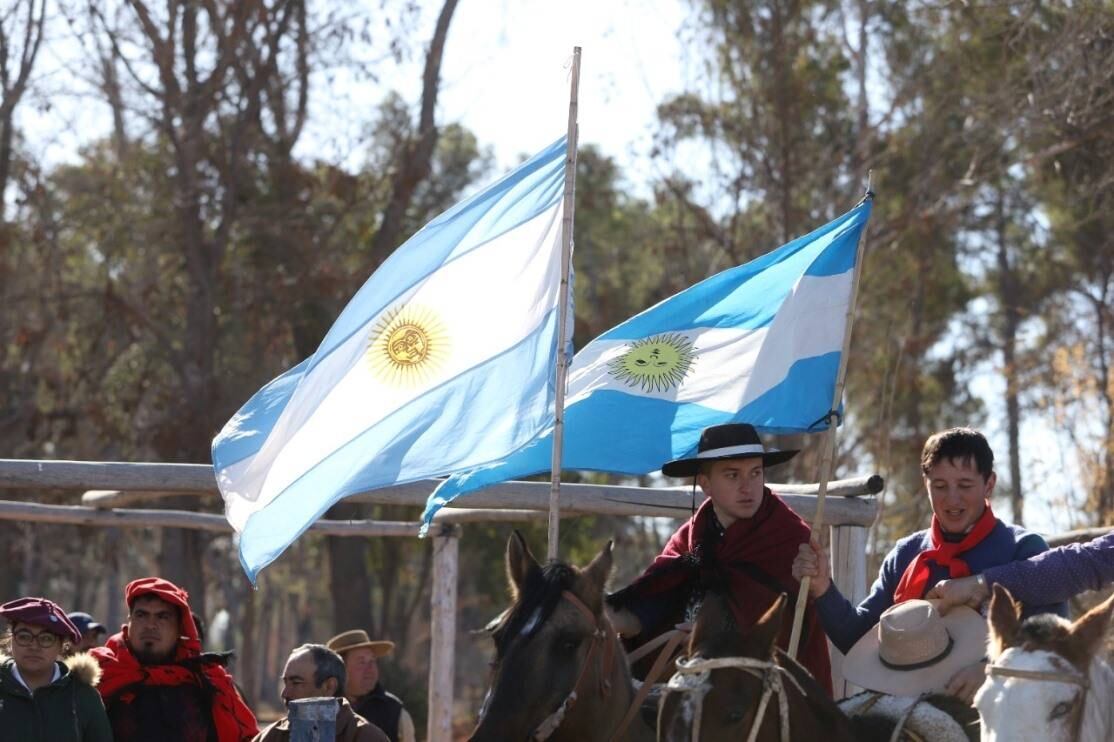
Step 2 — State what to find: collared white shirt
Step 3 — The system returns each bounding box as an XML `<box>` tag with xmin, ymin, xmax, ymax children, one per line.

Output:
<box><xmin>11</xmin><ymin>662</ymin><xmax>61</xmax><ymax>693</ymax></box>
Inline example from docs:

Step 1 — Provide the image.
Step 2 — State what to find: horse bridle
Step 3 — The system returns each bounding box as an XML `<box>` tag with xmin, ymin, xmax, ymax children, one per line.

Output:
<box><xmin>660</xmin><ymin>655</ymin><xmax>806</xmax><ymax>742</ymax></box>
<box><xmin>530</xmin><ymin>590</ymin><xmax>616</xmax><ymax>741</ymax></box>
<box><xmin>985</xmin><ymin>661</ymin><xmax>1090</xmax><ymax>740</ymax></box>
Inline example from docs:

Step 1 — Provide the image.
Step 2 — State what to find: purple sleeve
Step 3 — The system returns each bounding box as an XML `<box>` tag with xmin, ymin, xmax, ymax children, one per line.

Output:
<box><xmin>984</xmin><ymin>532</ymin><xmax>1114</xmax><ymax>604</ymax></box>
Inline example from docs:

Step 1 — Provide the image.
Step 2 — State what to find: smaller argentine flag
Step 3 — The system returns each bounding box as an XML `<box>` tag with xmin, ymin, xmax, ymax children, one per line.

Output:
<box><xmin>213</xmin><ymin>137</ymin><xmax>569</xmax><ymax>580</ymax></box>
<box><xmin>421</xmin><ymin>199</ymin><xmax>872</xmax><ymax>527</ymax></box>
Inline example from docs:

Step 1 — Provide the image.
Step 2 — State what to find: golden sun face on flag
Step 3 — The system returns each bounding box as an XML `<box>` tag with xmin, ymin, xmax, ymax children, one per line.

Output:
<box><xmin>607</xmin><ymin>332</ymin><xmax>695</xmax><ymax>393</ymax></box>
<box><xmin>367</xmin><ymin>304</ymin><xmax>449</xmax><ymax>386</ymax></box>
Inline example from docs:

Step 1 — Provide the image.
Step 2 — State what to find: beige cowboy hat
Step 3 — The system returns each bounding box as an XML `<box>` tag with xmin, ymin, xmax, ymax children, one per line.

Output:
<box><xmin>842</xmin><ymin>599</ymin><xmax>987</xmax><ymax>697</ymax></box>
<box><xmin>326</xmin><ymin>629</ymin><xmax>395</xmax><ymax>658</ymax></box>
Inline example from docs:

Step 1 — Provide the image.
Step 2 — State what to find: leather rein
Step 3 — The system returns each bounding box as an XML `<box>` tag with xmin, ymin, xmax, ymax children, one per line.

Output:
<box><xmin>530</xmin><ymin>590</ymin><xmax>617</xmax><ymax>741</ymax></box>
<box><xmin>984</xmin><ymin>660</ymin><xmax>1090</xmax><ymax>741</ymax></box>
<box><xmin>530</xmin><ymin>591</ymin><xmax>689</xmax><ymax>742</ymax></box>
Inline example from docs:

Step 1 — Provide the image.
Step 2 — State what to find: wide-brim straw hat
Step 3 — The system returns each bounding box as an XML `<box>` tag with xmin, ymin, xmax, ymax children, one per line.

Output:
<box><xmin>842</xmin><ymin>599</ymin><xmax>987</xmax><ymax>697</ymax></box>
<box><xmin>327</xmin><ymin>629</ymin><xmax>395</xmax><ymax>658</ymax></box>
<box><xmin>661</xmin><ymin>423</ymin><xmax>798</xmax><ymax>478</ymax></box>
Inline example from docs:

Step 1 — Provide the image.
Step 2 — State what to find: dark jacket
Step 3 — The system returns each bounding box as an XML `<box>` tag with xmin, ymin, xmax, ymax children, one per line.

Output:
<box><xmin>0</xmin><ymin>652</ymin><xmax>113</xmax><ymax>742</ymax></box>
<box><xmin>254</xmin><ymin>698</ymin><xmax>389</xmax><ymax>742</ymax></box>
<box><xmin>352</xmin><ymin>685</ymin><xmax>405</xmax><ymax>742</ymax></box>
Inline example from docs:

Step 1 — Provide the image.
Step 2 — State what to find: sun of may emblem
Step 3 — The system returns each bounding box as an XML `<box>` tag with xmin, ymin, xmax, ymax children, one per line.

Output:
<box><xmin>367</xmin><ymin>304</ymin><xmax>448</xmax><ymax>386</ymax></box>
<box><xmin>607</xmin><ymin>333</ymin><xmax>695</xmax><ymax>393</ymax></box>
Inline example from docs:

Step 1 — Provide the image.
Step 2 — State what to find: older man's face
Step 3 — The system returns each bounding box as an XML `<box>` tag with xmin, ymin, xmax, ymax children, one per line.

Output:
<box><xmin>281</xmin><ymin>650</ymin><xmax>336</xmax><ymax>707</ymax></box>
<box><xmin>126</xmin><ymin>595</ymin><xmax>180</xmax><ymax>664</ymax></box>
<box><xmin>344</xmin><ymin>647</ymin><xmax>380</xmax><ymax>698</ymax></box>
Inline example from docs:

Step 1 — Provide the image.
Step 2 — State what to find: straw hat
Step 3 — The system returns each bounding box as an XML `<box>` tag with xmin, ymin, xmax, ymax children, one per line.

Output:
<box><xmin>842</xmin><ymin>600</ymin><xmax>987</xmax><ymax>697</ymax></box>
<box><xmin>326</xmin><ymin>629</ymin><xmax>395</xmax><ymax>658</ymax></box>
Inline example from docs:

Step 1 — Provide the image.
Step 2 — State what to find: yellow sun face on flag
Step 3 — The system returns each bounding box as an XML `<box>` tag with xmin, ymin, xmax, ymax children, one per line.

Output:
<box><xmin>607</xmin><ymin>332</ymin><xmax>695</xmax><ymax>393</ymax></box>
<box><xmin>367</xmin><ymin>305</ymin><xmax>449</xmax><ymax>386</ymax></box>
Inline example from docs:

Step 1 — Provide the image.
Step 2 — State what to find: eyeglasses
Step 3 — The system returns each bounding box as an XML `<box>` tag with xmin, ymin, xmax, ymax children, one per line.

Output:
<box><xmin>12</xmin><ymin>630</ymin><xmax>61</xmax><ymax>649</ymax></box>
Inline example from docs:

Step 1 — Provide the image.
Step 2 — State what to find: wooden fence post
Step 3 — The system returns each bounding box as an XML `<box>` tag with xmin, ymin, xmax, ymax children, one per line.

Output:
<box><xmin>828</xmin><ymin>524</ymin><xmax>869</xmax><ymax>698</ymax></box>
<box><xmin>428</xmin><ymin>525</ymin><xmax>460</xmax><ymax>742</ymax></box>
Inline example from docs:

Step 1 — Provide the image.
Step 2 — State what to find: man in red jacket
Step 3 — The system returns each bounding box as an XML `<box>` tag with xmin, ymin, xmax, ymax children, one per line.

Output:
<box><xmin>91</xmin><ymin>577</ymin><xmax>259</xmax><ymax>741</ymax></box>
<box><xmin>607</xmin><ymin>423</ymin><xmax>833</xmax><ymax>694</ymax></box>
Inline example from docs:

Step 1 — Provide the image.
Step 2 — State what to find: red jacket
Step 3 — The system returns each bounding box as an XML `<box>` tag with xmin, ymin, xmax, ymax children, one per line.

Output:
<box><xmin>91</xmin><ymin>577</ymin><xmax>259</xmax><ymax>741</ymax></box>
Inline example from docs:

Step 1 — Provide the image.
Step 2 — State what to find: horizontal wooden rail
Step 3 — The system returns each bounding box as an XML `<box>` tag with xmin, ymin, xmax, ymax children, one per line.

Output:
<box><xmin>1</xmin><ymin>460</ymin><xmax>881</xmax><ymax>527</ymax></box>
<box><xmin>0</xmin><ymin>500</ymin><xmax>458</xmax><ymax>537</ymax></box>
<box><xmin>1045</xmin><ymin>526</ymin><xmax>1114</xmax><ymax>548</ymax></box>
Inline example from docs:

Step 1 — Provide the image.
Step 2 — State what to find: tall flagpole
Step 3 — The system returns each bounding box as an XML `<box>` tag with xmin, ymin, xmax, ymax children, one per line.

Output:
<box><xmin>787</xmin><ymin>185</ymin><xmax>874</xmax><ymax>658</ymax></box>
<box><xmin>548</xmin><ymin>47</ymin><xmax>581</xmax><ymax>561</ymax></box>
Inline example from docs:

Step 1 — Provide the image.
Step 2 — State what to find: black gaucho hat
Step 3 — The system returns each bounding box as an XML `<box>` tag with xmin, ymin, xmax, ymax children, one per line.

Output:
<box><xmin>661</xmin><ymin>423</ymin><xmax>798</xmax><ymax>478</ymax></box>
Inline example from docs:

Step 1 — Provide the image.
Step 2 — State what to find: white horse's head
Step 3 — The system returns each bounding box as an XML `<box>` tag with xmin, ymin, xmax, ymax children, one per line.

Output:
<box><xmin>975</xmin><ymin>584</ymin><xmax>1114</xmax><ymax>742</ymax></box>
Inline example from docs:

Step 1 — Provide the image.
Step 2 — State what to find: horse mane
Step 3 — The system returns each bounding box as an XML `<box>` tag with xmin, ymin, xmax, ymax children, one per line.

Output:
<box><xmin>490</xmin><ymin>561</ymin><xmax>579</xmax><ymax>659</ymax></box>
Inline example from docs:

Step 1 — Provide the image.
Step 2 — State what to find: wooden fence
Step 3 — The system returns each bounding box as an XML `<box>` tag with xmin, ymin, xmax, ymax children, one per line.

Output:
<box><xmin>0</xmin><ymin>459</ymin><xmax>881</xmax><ymax>739</ymax></box>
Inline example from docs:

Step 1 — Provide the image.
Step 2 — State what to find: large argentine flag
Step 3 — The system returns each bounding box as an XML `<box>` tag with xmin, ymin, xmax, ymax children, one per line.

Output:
<box><xmin>214</xmin><ymin>137</ymin><xmax>569</xmax><ymax>580</ymax></box>
<box><xmin>421</xmin><ymin>199</ymin><xmax>872</xmax><ymax>528</ymax></box>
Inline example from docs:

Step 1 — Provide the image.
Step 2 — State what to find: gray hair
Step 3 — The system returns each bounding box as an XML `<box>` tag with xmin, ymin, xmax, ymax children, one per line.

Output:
<box><xmin>293</xmin><ymin>643</ymin><xmax>347</xmax><ymax>697</ymax></box>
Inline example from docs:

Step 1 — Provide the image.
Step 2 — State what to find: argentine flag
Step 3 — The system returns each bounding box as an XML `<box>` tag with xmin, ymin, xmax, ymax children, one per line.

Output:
<box><xmin>421</xmin><ymin>199</ymin><xmax>872</xmax><ymax>527</ymax></box>
<box><xmin>214</xmin><ymin>137</ymin><xmax>569</xmax><ymax>580</ymax></box>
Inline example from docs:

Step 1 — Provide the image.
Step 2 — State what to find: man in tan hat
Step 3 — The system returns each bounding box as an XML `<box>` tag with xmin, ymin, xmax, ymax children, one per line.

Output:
<box><xmin>326</xmin><ymin>630</ymin><xmax>414</xmax><ymax>742</ymax></box>
<box><xmin>254</xmin><ymin>644</ymin><xmax>388</xmax><ymax>742</ymax></box>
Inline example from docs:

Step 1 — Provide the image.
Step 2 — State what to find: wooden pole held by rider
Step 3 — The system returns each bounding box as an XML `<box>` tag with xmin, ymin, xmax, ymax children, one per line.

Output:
<box><xmin>787</xmin><ymin>185</ymin><xmax>873</xmax><ymax>658</ymax></box>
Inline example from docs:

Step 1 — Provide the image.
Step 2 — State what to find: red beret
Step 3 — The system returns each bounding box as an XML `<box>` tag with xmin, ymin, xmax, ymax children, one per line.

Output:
<box><xmin>0</xmin><ymin>597</ymin><xmax>81</xmax><ymax>644</ymax></box>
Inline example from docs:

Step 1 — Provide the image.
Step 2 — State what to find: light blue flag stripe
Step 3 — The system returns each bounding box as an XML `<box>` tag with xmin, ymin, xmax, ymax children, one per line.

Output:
<box><xmin>214</xmin><ymin>137</ymin><xmax>567</xmax><ymax>474</ymax></box>
<box><xmin>602</xmin><ymin>203</ymin><xmax>866</xmax><ymax>341</ymax></box>
<box><xmin>213</xmin><ymin>136</ymin><xmax>570</xmax><ymax>580</ymax></box>
<box><xmin>420</xmin><ymin>200</ymin><xmax>871</xmax><ymax>528</ymax></box>
<box><xmin>240</xmin><ymin>309</ymin><xmax>560</xmax><ymax>577</ymax></box>
<box><xmin>311</xmin><ymin>137</ymin><xmax>567</xmax><ymax>370</ymax></box>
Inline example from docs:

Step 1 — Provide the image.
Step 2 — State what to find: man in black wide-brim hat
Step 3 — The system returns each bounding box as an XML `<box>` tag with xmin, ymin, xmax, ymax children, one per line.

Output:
<box><xmin>606</xmin><ymin>423</ymin><xmax>833</xmax><ymax>694</ymax></box>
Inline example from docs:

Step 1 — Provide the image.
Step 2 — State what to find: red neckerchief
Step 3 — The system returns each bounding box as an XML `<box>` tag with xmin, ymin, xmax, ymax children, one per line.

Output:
<box><xmin>892</xmin><ymin>501</ymin><xmax>997</xmax><ymax>604</ymax></box>
<box><xmin>91</xmin><ymin>578</ymin><xmax>259</xmax><ymax>741</ymax></box>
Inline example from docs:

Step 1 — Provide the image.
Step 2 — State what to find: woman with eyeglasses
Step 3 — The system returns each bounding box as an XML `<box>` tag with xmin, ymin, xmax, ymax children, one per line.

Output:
<box><xmin>0</xmin><ymin>597</ymin><xmax>113</xmax><ymax>741</ymax></box>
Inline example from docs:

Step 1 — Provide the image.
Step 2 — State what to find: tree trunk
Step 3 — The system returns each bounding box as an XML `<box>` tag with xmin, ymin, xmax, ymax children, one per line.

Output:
<box><xmin>327</xmin><ymin>502</ymin><xmax>375</xmax><ymax>634</ymax></box>
<box><xmin>368</xmin><ymin>0</ymin><xmax>459</xmax><ymax>264</ymax></box>
<box><xmin>996</xmin><ymin>190</ymin><xmax>1024</xmax><ymax>524</ymax></box>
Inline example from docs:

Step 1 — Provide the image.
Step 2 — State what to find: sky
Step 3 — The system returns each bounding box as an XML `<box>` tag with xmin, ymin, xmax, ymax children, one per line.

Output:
<box><xmin>17</xmin><ymin>0</ymin><xmax>1086</xmax><ymax>536</ymax></box>
<box><xmin>287</xmin><ymin>0</ymin><xmax>693</xmax><ymax>195</ymax></box>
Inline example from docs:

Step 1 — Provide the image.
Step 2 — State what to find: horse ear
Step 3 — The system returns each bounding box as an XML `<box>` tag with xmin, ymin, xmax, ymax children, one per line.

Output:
<box><xmin>988</xmin><ymin>583</ymin><xmax>1022</xmax><ymax>659</ymax></box>
<box><xmin>751</xmin><ymin>593</ymin><xmax>788</xmax><ymax>657</ymax></box>
<box><xmin>505</xmin><ymin>530</ymin><xmax>540</xmax><ymax>597</ymax></box>
<box><xmin>581</xmin><ymin>540</ymin><xmax>614</xmax><ymax>596</ymax></box>
<box><xmin>1069</xmin><ymin>590</ymin><xmax>1114</xmax><ymax>658</ymax></box>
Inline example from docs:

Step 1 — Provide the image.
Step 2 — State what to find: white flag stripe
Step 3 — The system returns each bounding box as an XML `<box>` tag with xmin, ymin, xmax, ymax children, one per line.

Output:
<box><xmin>236</xmin><ymin>202</ymin><xmax>564</xmax><ymax>521</ymax></box>
<box><xmin>566</xmin><ymin>270</ymin><xmax>853</xmax><ymax>413</ymax></box>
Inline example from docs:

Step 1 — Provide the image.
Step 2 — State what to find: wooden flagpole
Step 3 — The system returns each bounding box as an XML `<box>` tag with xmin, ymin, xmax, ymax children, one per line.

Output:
<box><xmin>787</xmin><ymin>185</ymin><xmax>874</xmax><ymax>658</ymax></box>
<box><xmin>548</xmin><ymin>47</ymin><xmax>581</xmax><ymax>561</ymax></box>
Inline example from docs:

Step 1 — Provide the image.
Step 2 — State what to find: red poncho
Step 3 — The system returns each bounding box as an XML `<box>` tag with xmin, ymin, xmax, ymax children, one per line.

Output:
<box><xmin>611</xmin><ymin>491</ymin><xmax>832</xmax><ymax>695</ymax></box>
<box><xmin>91</xmin><ymin>577</ymin><xmax>259</xmax><ymax>741</ymax></box>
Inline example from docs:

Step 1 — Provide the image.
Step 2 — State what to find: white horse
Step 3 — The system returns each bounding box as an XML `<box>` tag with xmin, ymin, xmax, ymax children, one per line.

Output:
<box><xmin>975</xmin><ymin>584</ymin><xmax>1114</xmax><ymax>742</ymax></box>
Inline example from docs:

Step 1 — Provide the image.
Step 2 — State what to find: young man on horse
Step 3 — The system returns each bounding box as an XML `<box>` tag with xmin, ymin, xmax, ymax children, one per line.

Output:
<box><xmin>792</xmin><ymin>427</ymin><xmax>1067</xmax><ymax>703</ymax></box>
<box><xmin>607</xmin><ymin>423</ymin><xmax>833</xmax><ymax>694</ymax></box>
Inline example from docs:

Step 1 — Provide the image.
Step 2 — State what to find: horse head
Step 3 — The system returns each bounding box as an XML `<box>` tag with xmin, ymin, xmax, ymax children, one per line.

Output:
<box><xmin>976</xmin><ymin>584</ymin><xmax>1114</xmax><ymax>742</ymax></box>
<box><xmin>659</xmin><ymin>590</ymin><xmax>860</xmax><ymax>742</ymax></box>
<box><xmin>469</xmin><ymin>531</ymin><xmax>642</xmax><ymax>742</ymax></box>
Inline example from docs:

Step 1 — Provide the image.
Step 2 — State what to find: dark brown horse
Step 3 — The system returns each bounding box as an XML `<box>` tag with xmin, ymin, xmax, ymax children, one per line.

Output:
<box><xmin>658</xmin><ymin>591</ymin><xmax>977</xmax><ymax>742</ymax></box>
<box><xmin>469</xmin><ymin>532</ymin><xmax>654</xmax><ymax>742</ymax></box>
